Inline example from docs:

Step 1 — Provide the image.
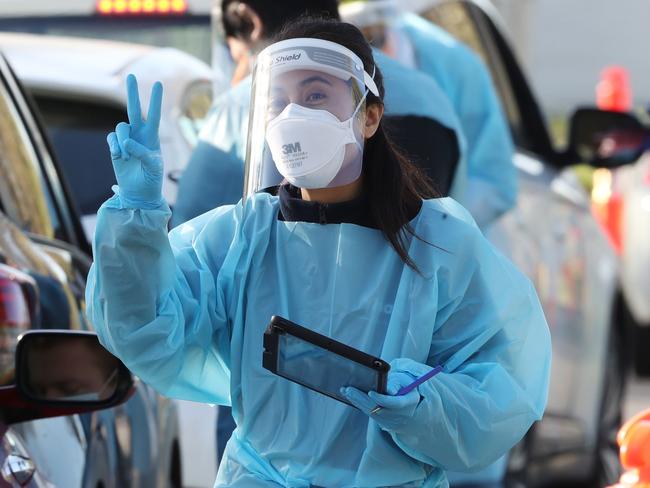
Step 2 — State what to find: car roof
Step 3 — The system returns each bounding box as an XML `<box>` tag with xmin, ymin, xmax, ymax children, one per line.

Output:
<box><xmin>0</xmin><ymin>32</ymin><xmax>212</xmax><ymax>107</ymax></box>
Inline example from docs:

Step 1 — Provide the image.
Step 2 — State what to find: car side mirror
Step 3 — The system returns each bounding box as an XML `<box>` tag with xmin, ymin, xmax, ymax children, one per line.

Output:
<box><xmin>15</xmin><ymin>330</ymin><xmax>133</xmax><ymax>407</ymax></box>
<box><xmin>566</xmin><ymin>107</ymin><xmax>647</xmax><ymax>168</ymax></box>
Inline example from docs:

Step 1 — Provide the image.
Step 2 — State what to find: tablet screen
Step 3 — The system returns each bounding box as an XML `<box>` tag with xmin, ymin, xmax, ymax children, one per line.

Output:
<box><xmin>276</xmin><ymin>332</ymin><xmax>382</xmax><ymax>405</ymax></box>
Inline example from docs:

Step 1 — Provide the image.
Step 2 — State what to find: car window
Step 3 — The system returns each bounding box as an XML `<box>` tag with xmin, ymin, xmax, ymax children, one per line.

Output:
<box><xmin>34</xmin><ymin>95</ymin><xmax>124</xmax><ymax>217</ymax></box>
<box><xmin>0</xmin><ymin>73</ymin><xmax>55</xmax><ymax>238</ymax></box>
<box><xmin>421</xmin><ymin>1</ymin><xmax>524</xmax><ymax>146</ymax></box>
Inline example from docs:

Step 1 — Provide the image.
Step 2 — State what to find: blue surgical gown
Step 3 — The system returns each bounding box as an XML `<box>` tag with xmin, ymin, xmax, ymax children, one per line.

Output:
<box><xmin>171</xmin><ymin>51</ymin><xmax>467</xmax><ymax>227</ymax></box>
<box><xmin>86</xmin><ymin>190</ymin><xmax>551</xmax><ymax>488</ymax></box>
<box><xmin>397</xmin><ymin>13</ymin><xmax>517</xmax><ymax>226</ymax></box>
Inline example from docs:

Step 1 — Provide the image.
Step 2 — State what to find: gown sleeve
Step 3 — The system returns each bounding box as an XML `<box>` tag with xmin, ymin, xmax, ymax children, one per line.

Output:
<box><xmin>388</xmin><ymin>206</ymin><xmax>551</xmax><ymax>471</ymax></box>
<box><xmin>85</xmin><ymin>192</ymin><xmax>241</xmax><ymax>404</ymax></box>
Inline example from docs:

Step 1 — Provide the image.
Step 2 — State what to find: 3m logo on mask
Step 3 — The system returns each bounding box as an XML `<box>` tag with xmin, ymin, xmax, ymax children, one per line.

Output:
<box><xmin>282</xmin><ymin>142</ymin><xmax>302</xmax><ymax>155</ymax></box>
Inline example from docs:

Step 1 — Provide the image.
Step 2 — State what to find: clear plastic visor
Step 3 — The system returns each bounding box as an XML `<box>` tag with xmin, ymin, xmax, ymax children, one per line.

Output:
<box><xmin>244</xmin><ymin>39</ymin><xmax>376</xmax><ymax>198</ymax></box>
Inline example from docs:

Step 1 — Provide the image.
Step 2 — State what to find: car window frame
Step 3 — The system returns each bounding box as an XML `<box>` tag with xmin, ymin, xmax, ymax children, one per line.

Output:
<box><xmin>462</xmin><ymin>1</ymin><xmax>556</xmax><ymax>161</ymax></box>
<box><xmin>422</xmin><ymin>1</ymin><xmax>556</xmax><ymax>162</ymax></box>
<box><xmin>0</xmin><ymin>57</ymin><xmax>54</xmax><ymax>238</ymax></box>
<box><xmin>0</xmin><ymin>53</ymin><xmax>90</xmax><ymax>254</ymax></box>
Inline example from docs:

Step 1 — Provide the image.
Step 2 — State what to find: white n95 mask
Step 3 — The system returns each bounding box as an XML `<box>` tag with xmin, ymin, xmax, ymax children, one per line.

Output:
<box><xmin>265</xmin><ymin>100</ymin><xmax>365</xmax><ymax>189</ymax></box>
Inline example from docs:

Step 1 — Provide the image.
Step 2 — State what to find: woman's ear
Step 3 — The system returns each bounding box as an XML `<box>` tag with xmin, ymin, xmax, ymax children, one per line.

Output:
<box><xmin>363</xmin><ymin>103</ymin><xmax>384</xmax><ymax>139</ymax></box>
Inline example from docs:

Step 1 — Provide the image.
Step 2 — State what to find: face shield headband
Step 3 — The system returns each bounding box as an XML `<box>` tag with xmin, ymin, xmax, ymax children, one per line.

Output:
<box><xmin>256</xmin><ymin>38</ymin><xmax>379</xmax><ymax>99</ymax></box>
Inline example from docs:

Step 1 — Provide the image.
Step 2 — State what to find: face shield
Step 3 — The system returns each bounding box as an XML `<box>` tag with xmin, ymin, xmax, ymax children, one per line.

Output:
<box><xmin>340</xmin><ymin>0</ymin><xmax>417</xmax><ymax>69</ymax></box>
<box><xmin>243</xmin><ymin>38</ymin><xmax>379</xmax><ymax>198</ymax></box>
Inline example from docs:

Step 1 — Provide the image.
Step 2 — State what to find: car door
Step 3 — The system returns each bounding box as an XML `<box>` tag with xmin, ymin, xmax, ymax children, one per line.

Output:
<box><xmin>419</xmin><ymin>0</ymin><xmax>619</xmax><ymax>470</ymax></box>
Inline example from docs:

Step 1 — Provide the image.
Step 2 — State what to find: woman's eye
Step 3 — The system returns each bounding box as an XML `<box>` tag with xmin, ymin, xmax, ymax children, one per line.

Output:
<box><xmin>306</xmin><ymin>92</ymin><xmax>327</xmax><ymax>104</ymax></box>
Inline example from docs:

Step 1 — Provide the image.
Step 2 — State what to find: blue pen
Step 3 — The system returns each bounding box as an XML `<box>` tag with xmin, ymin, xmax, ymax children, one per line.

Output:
<box><xmin>370</xmin><ymin>365</ymin><xmax>444</xmax><ymax>415</ymax></box>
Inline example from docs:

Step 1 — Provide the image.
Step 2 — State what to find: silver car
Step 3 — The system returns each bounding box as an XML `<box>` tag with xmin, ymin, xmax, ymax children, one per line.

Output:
<box><xmin>405</xmin><ymin>2</ymin><xmax>627</xmax><ymax>486</ymax></box>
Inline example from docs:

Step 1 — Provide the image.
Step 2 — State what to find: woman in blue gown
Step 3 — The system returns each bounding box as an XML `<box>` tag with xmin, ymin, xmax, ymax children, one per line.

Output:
<box><xmin>86</xmin><ymin>17</ymin><xmax>551</xmax><ymax>488</ymax></box>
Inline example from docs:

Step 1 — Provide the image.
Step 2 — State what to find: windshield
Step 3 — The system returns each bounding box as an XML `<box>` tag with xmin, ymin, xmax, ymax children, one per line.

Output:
<box><xmin>0</xmin><ymin>15</ymin><xmax>212</xmax><ymax>64</ymax></box>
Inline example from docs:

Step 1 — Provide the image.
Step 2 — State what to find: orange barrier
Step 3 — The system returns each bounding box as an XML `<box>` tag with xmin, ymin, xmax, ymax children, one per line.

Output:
<box><xmin>608</xmin><ymin>408</ymin><xmax>650</xmax><ymax>487</ymax></box>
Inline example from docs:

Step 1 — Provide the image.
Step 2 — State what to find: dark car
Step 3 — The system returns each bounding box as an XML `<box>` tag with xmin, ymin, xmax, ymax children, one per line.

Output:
<box><xmin>0</xmin><ymin>50</ymin><xmax>182</xmax><ymax>488</ymax></box>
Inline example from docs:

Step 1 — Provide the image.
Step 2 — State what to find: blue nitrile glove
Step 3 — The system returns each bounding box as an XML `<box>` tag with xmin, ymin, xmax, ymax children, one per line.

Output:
<box><xmin>342</xmin><ymin>364</ymin><xmax>421</xmax><ymax>433</ymax></box>
<box><xmin>106</xmin><ymin>74</ymin><xmax>164</xmax><ymax>209</ymax></box>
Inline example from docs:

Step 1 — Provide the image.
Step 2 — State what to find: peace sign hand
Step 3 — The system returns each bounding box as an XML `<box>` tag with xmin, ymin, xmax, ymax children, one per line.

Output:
<box><xmin>107</xmin><ymin>74</ymin><xmax>165</xmax><ymax>208</ymax></box>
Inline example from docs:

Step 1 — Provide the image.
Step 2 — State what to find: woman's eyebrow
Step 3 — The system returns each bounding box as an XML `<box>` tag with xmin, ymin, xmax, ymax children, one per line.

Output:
<box><xmin>300</xmin><ymin>75</ymin><xmax>333</xmax><ymax>87</ymax></box>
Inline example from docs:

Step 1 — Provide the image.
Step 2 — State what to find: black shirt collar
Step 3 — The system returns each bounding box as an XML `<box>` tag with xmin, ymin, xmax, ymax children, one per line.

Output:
<box><xmin>277</xmin><ymin>184</ymin><xmax>379</xmax><ymax>229</ymax></box>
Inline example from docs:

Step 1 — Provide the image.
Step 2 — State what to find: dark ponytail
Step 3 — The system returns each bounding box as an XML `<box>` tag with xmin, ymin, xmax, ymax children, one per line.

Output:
<box><xmin>274</xmin><ymin>17</ymin><xmax>438</xmax><ymax>271</ymax></box>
